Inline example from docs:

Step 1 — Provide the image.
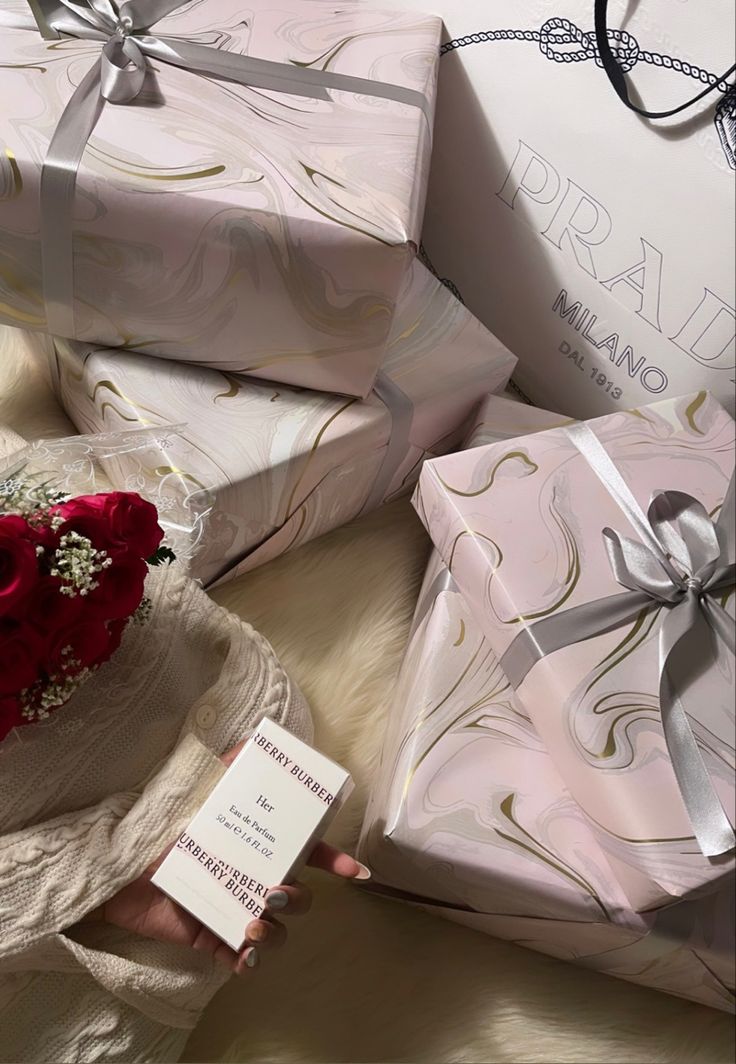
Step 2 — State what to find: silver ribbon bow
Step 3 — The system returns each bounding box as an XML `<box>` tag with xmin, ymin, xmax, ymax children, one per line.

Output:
<box><xmin>499</xmin><ymin>421</ymin><xmax>735</xmax><ymax>858</ymax></box>
<box><xmin>27</xmin><ymin>0</ymin><xmax>429</xmax><ymax>338</ymax></box>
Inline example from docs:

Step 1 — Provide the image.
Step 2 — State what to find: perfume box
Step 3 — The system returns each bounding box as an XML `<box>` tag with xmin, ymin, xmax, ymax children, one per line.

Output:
<box><xmin>152</xmin><ymin>717</ymin><xmax>353</xmax><ymax>950</ymax></box>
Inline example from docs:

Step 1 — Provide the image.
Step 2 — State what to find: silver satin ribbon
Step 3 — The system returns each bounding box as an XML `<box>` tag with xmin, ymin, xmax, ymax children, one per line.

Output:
<box><xmin>27</xmin><ymin>0</ymin><xmax>430</xmax><ymax>338</ymax></box>
<box><xmin>498</xmin><ymin>421</ymin><xmax>736</xmax><ymax>858</ymax></box>
<box><xmin>409</xmin><ymin>564</ymin><xmax>456</xmax><ymax>640</ymax></box>
<box><xmin>361</xmin><ymin>372</ymin><xmax>417</xmax><ymax>514</ymax></box>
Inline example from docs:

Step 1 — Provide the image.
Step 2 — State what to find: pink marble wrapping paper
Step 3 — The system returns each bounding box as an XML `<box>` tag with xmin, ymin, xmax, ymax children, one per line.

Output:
<box><xmin>413</xmin><ymin>393</ymin><xmax>736</xmax><ymax>912</ymax></box>
<box><xmin>358</xmin><ymin>545</ymin><xmax>735</xmax><ymax>1012</ymax></box>
<box><xmin>46</xmin><ymin>261</ymin><xmax>516</xmax><ymax>586</ymax></box>
<box><xmin>0</xmin><ymin>0</ymin><xmax>440</xmax><ymax>397</ymax></box>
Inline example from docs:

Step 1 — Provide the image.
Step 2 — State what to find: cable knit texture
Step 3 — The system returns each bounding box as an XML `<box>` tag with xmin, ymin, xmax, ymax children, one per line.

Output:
<box><xmin>0</xmin><ymin>424</ymin><xmax>312</xmax><ymax>1064</ymax></box>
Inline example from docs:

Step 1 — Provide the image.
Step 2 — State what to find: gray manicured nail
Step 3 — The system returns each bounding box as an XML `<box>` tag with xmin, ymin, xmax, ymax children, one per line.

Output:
<box><xmin>244</xmin><ymin>947</ymin><xmax>259</xmax><ymax>969</ymax></box>
<box><xmin>354</xmin><ymin>862</ymin><xmax>372</xmax><ymax>881</ymax></box>
<box><xmin>266</xmin><ymin>889</ymin><xmax>289</xmax><ymax>911</ymax></box>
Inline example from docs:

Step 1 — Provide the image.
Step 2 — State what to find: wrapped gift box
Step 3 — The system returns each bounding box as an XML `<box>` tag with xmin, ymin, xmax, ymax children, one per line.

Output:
<box><xmin>0</xmin><ymin>0</ymin><xmax>440</xmax><ymax>397</ymax></box>
<box><xmin>46</xmin><ymin>261</ymin><xmax>516</xmax><ymax>586</ymax></box>
<box><xmin>358</xmin><ymin>544</ymin><xmax>735</xmax><ymax>1012</ymax></box>
<box><xmin>413</xmin><ymin>393</ymin><xmax>735</xmax><ymax>912</ymax></box>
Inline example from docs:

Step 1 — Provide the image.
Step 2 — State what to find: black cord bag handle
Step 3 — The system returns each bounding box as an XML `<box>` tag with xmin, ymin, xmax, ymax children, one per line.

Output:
<box><xmin>594</xmin><ymin>0</ymin><xmax>735</xmax><ymax>118</ymax></box>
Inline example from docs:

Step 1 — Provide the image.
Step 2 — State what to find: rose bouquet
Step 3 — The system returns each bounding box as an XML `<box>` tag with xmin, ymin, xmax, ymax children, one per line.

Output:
<box><xmin>0</xmin><ymin>428</ymin><xmax>210</xmax><ymax>742</ymax></box>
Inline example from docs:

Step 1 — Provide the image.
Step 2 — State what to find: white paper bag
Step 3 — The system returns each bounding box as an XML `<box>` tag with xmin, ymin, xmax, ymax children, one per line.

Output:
<box><xmin>389</xmin><ymin>0</ymin><xmax>735</xmax><ymax>416</ymax></box>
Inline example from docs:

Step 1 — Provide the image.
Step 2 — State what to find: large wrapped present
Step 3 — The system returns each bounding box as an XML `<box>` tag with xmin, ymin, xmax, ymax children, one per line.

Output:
<box><xmin>413</xmin><ymin>392</ymin><xmax>735</xmax><ymax>913</ymax></box>
<box><xmin>398</xmin><ymin>0</ymin><xmax>734</xmax><ymax>415</ymax></box>
<box><xmin>358</xmin><ymin>540</ymin><xmax>735</xmax><ymax>1012</ymax></box>
<box><xmin>45</xmin><ymin>261</ymin><xmax>516</xmax><ymax>586</ymax></box>
<box><xmin>0</xmin><ymin>0</ymin><xmax>440</xmax><ymax>398</ymax></box>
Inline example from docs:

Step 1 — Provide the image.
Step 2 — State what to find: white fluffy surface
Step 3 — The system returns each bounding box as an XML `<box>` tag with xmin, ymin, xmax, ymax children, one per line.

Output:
<box><xmin>1</xmin><ymin>332</ymin><xmax>733</xmax><ymax>1064</ymax></box>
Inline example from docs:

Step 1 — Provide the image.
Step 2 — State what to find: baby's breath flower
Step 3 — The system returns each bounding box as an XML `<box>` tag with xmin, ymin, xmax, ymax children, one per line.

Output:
<box><xmin>49</xmin><ymin>531</ymin><xmax>112</xmax><ymax>597</ymax></box>
<box><xmin>133</xmin><ymin>596</ymin><xmax>152</xmax><ymax>625</ymax></box>
<box><xmin>20</xmin><ymin>664</ymin><xmax>93</xmax><ymax>721</ymax></box>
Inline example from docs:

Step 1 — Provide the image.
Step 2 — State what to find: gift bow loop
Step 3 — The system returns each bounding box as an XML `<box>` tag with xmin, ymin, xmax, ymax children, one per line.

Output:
<box><xmin>499</xmin><ymin>420</ymin><xmax>735</xmax><ymax>858</ymax></box>
<box><xmin>602</xmin><ymin>489</ymin><xmax>731</xmax><ymax>604</ymax></box>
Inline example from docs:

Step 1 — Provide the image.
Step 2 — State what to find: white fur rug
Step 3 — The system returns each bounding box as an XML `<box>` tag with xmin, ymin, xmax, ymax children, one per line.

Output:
<box><xmin>1</xmin><ymin>328</ymin><xmax>734</xmax><ymax>1064</ymax></box>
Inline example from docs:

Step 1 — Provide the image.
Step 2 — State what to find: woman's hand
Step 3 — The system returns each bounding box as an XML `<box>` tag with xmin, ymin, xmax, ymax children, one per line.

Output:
<box><xmin>82</xmin><ymin>737</ymin><xmax>370</xmax><ymax>975</ymax></box>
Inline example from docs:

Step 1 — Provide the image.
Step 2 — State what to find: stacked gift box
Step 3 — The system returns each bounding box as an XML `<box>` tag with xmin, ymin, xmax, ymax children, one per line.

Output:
<box><xmin>2</xmin><ymin>0</ymin><xmax>734</xmax><ymax>1017</ymax></box>
<box><xmin>43</xmin><ymin>260</ymin><xmax>516</xmax><ymax>586</ymax></box>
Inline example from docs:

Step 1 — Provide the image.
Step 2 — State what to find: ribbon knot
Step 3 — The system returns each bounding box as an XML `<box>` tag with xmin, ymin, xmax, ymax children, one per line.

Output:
<box><xmin>602</xmin><ymin>487</ymin><xmax>729</xmax><ymax>609</ymax></box>
<box><xmin>499</xmin><ymin>422</ymin><xmax>735</xmax><ymax>859</ymax></box>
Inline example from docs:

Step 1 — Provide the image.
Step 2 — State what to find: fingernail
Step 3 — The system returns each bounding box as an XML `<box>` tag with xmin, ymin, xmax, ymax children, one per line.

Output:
<box><xmin>266</xmin><ymin>889</ymin><xmax>289</xmax><ymax>911</ymax></box>
<box><xmin>244</xmin><ymin>946</ymin><xmax>259</xmax><ymax>969</ymax></box>
<box><xmin>246</xmin><ymin>921</ymin><xmax>269</xmax><ymax>943</ymax></box>
<box><xmin>354</xmin><ymin>862</ymin><xmax>372</xmax><ymax>881</ymax></box>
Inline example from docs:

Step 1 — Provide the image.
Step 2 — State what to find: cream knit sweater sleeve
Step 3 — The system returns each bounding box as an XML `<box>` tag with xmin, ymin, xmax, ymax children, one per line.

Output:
<box><xmin>0</xmin><ymin>733</ymin><xmax>225</xmax><ymax>971</ymax></box>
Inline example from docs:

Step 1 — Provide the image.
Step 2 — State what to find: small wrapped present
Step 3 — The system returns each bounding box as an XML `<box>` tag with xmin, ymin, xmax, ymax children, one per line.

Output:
<box><xmin>413</xmin><ymin>393</ymin><xmax>736</xmax><ymax>912</ymax></box>
<box><xmin>358</xmin><ymin>547</ymin><xmax>735</xmax><ymax>1012</ymax></box>
<box><xmin>45</xmin><ymin>261</ymin><xmax>516</xmax><ymax>586</ymax></box>
<box><xmin>0</xmin><ymin>0</ymin><xmax>440</xmax><ymax>398</ymax></box>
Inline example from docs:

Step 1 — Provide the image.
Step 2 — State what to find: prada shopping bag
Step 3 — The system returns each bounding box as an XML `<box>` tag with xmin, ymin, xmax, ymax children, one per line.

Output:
<box><xmin>403</xmin><ymin>0</ymin><xmax>736</xmax><ymax>416</ymax></box>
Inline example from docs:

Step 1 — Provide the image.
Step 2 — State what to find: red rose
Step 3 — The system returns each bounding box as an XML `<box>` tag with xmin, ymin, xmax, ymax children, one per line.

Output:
<box><xmin>45</xmin><ymin>618</ymin><xmax>116</xmax><ymax>676</ymax></box>
<box><xmin>102</xmin><ymin>493</ymin><xmax>164</xmax><ymax>560</ymax></box>
<box><xmin>0</xmin><ymin>696</ymin><xmax>24</xmax><ymax>742</ymax></box>
<box><xmin>0</xmin><ymin>515</ymin><xmax>40</xmax><ymax>618</ymax></box>
<box><xmin>87</xmin><ymin>555</ymin><xmax>148</xmax><ymax>620</ymax></box>
<box><xmin>25</xmin><ymin>576</ymin><xmax>84</xmax><ymax>634</ymax></box>
<box><xmin>54</xmin><ymin>492</ymin><xmax>164</xmax><ymax>560</ymax></box>
<box><xmin>0</xmin><ymin>619</ymin><xmax>44</xmax><ymax>696</ymax></box>
<box><xmin>52</xmin><ymin>495</ymin><xmax>122</xmax><ymax>557</ymax></box>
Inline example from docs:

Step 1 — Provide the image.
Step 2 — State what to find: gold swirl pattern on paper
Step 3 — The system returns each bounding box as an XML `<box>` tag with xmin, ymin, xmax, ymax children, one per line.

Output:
<box><xmin>581</xmin><ymin>806</ymin><xmax>696</xmax><ymax>846</ymax></box>
<box><xmin>583</xmin><ymin>606</ymin><xmax>660</xmax><ymax>698</ymax></box>
<box><xmin>283</xmin><ymin>397</ymin><xmax>357</xmax><ymax>517</ymax></box>
<box><xmin>0</xmin><ymin>60</ymin><xmax>47</xmax><ymax>72</ymax></box>
<box><xmin>447</xmin><ymin>528</ymin><xmax>501</xmax><ymax>575</ymax></box>
<box><xmin>436</xmin><ymin>449</ymin><xmax>538</xmax><ymax>497</ymax></box>
<box><xmin>495</xmin><ymin>793</ymin><xmax>609</xmax><ymax>918</ymax></box>
<box><xmin>0</xmin><ymin>248</ymin><xmax>45</xmax><ymax>326</ymax></box>
<box><xmin>684</xmin><ymin>391</ymin><xmax>708</xmax><ymax>435</ymax></box>
<box><xmin>290</xmin><ymin>35</ymin><xmax>359</xmax><ymax>72</ymax></box>
<box><xmin>98</xmin><ymin>400</ymin><xmax>139</xmax><ymax>423</ymax></box>
<box><xmin>153</xmin><ymin>465</ymin><xmax>206</xmax><ymax>490</ymax></box>
<box><xmin>90</xmin><ymin>158</ymin><xmax>229</xmax><ymax>182</ymax></box>
<box><xmin>488</xmin><ymin>487</ymin><xmax>582</xmax><ymax>626</ymax></box>
<box><xmin>213</xmin><ymin>373</ymin><xmax>244</xmax><ymax>402</ymax></box>
<box><xmin>581</xmin><ymin>691</ymin><xmax>660</xmax><ymax>768</ymax></box>
<box><xmin>394</xmin><ymin>628</ymin><xmax>506</xmax><ymax>766</ymax></box>
<box><xmin>0</xmin><ymin>149</ymin><xmax>22</xmax><ymax>199</ymax></box>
